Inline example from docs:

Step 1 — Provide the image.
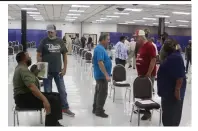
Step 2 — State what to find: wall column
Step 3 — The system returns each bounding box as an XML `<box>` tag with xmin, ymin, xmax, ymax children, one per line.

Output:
<box><xmin>158</xmin><ymin>18</ymin><xmax>165</xmax><ymax>38</ymax></box>
<box><xmin>21</xmin><ymin>10</ymin><xmax>27</xmax><ymax>52</ymax></box>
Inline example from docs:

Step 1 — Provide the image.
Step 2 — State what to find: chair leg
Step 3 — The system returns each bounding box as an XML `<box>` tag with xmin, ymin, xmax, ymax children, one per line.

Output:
<box><xmin>40</xmin><ymin>110</ymin><xmax>43</xmax><ymax>124</ymax></box>
<box><xmin>109</xmin><ymin>84</ymin><xmax>112</xmax><ymax>98</ymax></box>
<box><xmin>129</xmin><ymin>89</ymin><xmax>131</xmax><ymax>103</ymax></box>
<box><xmin>137</xmin><ymin>108</ymin><xmax>140</xmax><ymax>126</ymax></box>
<box><xmin>16</xmin><ymin>111</ymin><xmax>19</xmax><ymax>126</ymax></box>
<box><xmin>149</xmin><ymin>110</ymin><xmax>154</xmax><ymax>121</ymax></box>
<box><xmin>113</xmin><ymin>88</ymin><xmax>115</xmax><ymax>102</ymax></box>
<box><xmin>13</xmin><ymin>110</ymin><xmax>16</xmax><ymax>126</ymax></box>
<box><xmin>159</xmin><ymin>108</ymin><xmax>162</xmax><ymax>126</ymax></box>
<box><xmin>130</xmin><ymin>105</ymin><xmax>134</xmax><ymax>122</ymax></box>
<box><xmin>124</xmin><ymin>88</ymin><xmax>128</xmax><ymax>100</ymax></box>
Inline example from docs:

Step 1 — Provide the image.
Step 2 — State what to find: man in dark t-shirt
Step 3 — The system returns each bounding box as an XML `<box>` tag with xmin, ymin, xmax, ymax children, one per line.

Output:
<box><xmin>37</xmin><ymin>24</ymin><xmax>75</xmax><ymax>117</ymax></box>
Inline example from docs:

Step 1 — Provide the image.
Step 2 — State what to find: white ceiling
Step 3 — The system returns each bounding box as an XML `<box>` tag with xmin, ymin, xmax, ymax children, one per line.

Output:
<box><xmin>8</xmin><ymin>4</ymin><xmax>191</xmax><ymax>28</ymax></box>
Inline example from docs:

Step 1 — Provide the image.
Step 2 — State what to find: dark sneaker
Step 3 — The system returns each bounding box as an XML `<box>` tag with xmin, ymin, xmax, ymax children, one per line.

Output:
<box><xmin>63</xmin><ymin>109</ymin><xmax>75</xmax><ymax>117</ymax></box>
<box><xmin>141</xmin><ymin>113</ymin><xmax>151</xmax><ymax>120</ymax></box>
<box><xmin>56</xmin><ymin>122</ymin><xmax>63</xmax><ymax>126</ymax></box>
<box><xmin>133</xmin><ymin>67</ymin><xmax>136</xmax><ymax>69</ymax></box>
<box><xmin>128</xmin><ymin>65</ymin><xmax>132</xmax><ymax>68</ymax></box>
<box><xmin>96</xmin><ymin>112</ymin><xmax>108</xmax><ymax>118</ymax></box>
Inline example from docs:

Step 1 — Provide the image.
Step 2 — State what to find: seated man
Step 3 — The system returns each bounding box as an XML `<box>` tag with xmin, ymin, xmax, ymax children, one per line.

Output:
<box><xmin>13</xmin><ymin>51</ymin><xmax>63</xmax><ymax>126</ymax></box>
<box><xmin>30</xmin><ymin>64</ymin><xmax>43</xmax><ymax>88</ymax></box>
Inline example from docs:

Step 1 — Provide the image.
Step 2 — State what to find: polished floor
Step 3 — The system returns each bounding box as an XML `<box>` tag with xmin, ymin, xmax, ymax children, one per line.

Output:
<box><xmin>8</xmin><ymin>48</ymin><xmax>191</xmax><ymax>126</ymax></box>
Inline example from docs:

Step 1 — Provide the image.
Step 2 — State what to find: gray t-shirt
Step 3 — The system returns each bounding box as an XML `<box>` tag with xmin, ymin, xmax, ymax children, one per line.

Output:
<box><xmin>37</xmin><ymin>37</ymin><xmax>68</xmax><ymax>73</ymax></box>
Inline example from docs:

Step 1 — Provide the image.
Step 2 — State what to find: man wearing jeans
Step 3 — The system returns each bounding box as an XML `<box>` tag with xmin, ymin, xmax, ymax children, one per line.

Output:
<box><xmin>37</xmin><ymin>24</ymin><xmax>75</xmax><ymax>117</ymax></box>
<box><xmin>92</xmin><ymin>34</ymin><xmax>112</xmax><ymax>118</ymax></box>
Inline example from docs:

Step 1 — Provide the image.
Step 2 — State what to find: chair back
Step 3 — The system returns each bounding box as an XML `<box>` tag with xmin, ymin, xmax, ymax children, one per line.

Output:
<box><xmin>14</xmin><ymin>45</ymin><xmax>19</xmax><ymax>54</ymax></box>
<box><xmin>19</xmin><ymin>44</ymin><xmax>23</xmax><ymax>51</ymax></box>
<box><xmin>82</xmin><ymin>50</ymin><xmax>87</xmax><ymax>58</ymax></box>
<box><xmin>112</xmin><ymin>64</ymin><xmax>126</xmax><ymax>82</ymax></box>
<box><xmin>13</xmin><ymin>41</ymin><xmax>16</xmax><ymax>46</ymax></box>
<box><xmin>8</xmin><ymin>47</ymin><xmax>14</xmax><ymax>55</ymax></box>
<box><xmin>133</xmin><ymin>76</ymin><xmax>152</xmax><ymax>100</ymax></box>
<box><xmin>85</xmin><ymin>52</ymin><xmax>92</xmax><ymax>61</ymax></box>
<box><xmin>9</xmin><ymin>42</ymin><xmax>12</xmax><ymax>47</ymax></box>
<box><xmin>79</xmin><ymin>48</ymin><xmax>84</xmax><ymax>56</ymax></box>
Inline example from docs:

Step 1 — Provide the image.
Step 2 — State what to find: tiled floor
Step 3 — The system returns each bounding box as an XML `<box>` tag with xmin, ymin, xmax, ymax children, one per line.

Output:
<box><xmin>8</xmin><ymin>48</ymin><xmax>191</xmax><ymax>126</ymax></box>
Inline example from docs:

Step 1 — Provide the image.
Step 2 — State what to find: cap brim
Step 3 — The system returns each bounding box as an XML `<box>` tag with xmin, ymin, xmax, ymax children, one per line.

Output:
<box><xmin>46</xmin><ymin>30</ymin><xmax>55</xmax><ymax>32</ymax></box>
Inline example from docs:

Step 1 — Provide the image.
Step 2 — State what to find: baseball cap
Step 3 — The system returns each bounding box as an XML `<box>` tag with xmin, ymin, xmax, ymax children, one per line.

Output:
<box><xmin>133</xmin><ymin>30</ymin><xmax>145</xmax><ymax>36</ymax></box>
<box><xmin>46</xmin><ymin>24</ymin><xmax>56</xmax><ymax>32</ymax></box>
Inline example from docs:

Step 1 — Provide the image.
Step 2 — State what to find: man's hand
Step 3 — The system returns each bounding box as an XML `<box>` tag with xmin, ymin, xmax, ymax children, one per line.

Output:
<box><xmin>105</xmin><ymin>74</ymin><xmax>111</xmax><ymax>82</ymax></box>
<box><xmin>145</xmin><ymin>72</ymin><xmax>151</xmax><ymax>78</ymax></box>
<box><xmin>175</xmin><ymin>88</ymin><xmax>181</xmax><ymax>100</ymax></box>
<box><xmin>60</xmin><ymin>68</ymin><xmax>66</xmax><ymax>76</ymax></box>
<box><xmin>43</xmin><ymin>100</ymin><xmax>51</xmax><ymax>115</ymax></box>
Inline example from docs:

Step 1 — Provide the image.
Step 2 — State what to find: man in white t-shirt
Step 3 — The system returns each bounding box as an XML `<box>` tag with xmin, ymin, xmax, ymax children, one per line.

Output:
<box><xmin>127</xmin><ymin>38</ymin><xmax>136</xmax><ymax>69</ymax></box>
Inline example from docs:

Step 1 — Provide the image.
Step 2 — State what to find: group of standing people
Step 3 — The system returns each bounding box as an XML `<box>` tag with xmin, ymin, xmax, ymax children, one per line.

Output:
<box><xmin>93</xmin><ymin>30</ymin><xmax>190</xmax><ymax>126</ymax></box>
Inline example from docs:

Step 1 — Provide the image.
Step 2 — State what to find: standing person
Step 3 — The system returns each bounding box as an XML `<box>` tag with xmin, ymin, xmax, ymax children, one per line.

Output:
<box><xmin>66</xmin><ymin>35</ymin><xmax>72</xmax><ymax>55</ymax></box>
<box><xmin>75</xmin><ymin>34</ymin><xmax>80</xmax><ymax>46</ymax></box>
<box><xmin>87</xmin><ymin>37</ymin><xmax>93</xmax><ymax>51</ymax></box>
<box><xmin>92</xmin><ymin>34</ymin><xmax>112</xmax><ymax>118</ymax></box>
<box><xmin>134</xmin><ymin>30</ymin><xmax>157</xmax><ymax>120</ymax></box>
<box><xmin>185</xmin><ymin>40</ymin><xmax>192</xmax><ymax>73</ymax></box>
<box><xmin>13</xmin><ymin>52</ymin><xmax>63</xmax><ymax>126</ymax></box>
<box><xmin>36</xmin><ymin>24</ymin><xmax>75</xmax><ymax>117</ymax></box>
<box><xmin>81</xmin><ymin>36</ymin><xmax>86</xmax><ymax>48</ymax></box>
<box><xmin>115</xmin><ymin>36</ymin><xmax>128</xmax><ymax>67</ymax></box>
<box><xmin>157</xmin><ymin>38</ymin><xmax>186</xmax><ymax>126</ymax></box>
<box><xmin>127</xmin><ymin>38</ymin><xmax>136</xmax><ymax>69</ymax></box>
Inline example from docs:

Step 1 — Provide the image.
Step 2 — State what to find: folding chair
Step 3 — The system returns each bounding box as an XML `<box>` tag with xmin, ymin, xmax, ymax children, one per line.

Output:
<box><xmin>84</xmin><ymin>52</ymin><xmax>92</xmax><ymax>72</ymax></box>
<box><xmin>13</xmin><ymin>106</ymin><xmax>43</xmax><ymax>126</ymax></box>
<box><xmin>8</xmin><ymin>46</ymin><xmax>14</xmax><ymax>61</ymax></box>
<box><xmin>130</xmin><ymin>76</ymin><xmax>161</xmax><ymax>126</ymax></box>
<box><xmin>81</xmin><ymin>50</ymin><xmax>87</xmax><ymax>66</ymax></box>
<box><xmin>14</xmin><ymin>45</ymin><xmax>19</xmax><ymax>54</ymax></box>
<box><xmin>109</xmin><ymin>64</ymin><xmax>131</xmax><ymax>102</ymax></box>
<box><xmin>78</xmin><ymin>48</ymin><xmax>84</xmax><ymax>63</ymax></box>
<box><xmin>19</xmin><ymin>44</ymin><xmax>23</xmax><ymax>52</ymax></box>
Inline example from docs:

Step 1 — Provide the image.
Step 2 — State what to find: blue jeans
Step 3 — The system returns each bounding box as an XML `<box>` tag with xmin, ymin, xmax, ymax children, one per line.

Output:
<box><xmin>43</xmin><ymin>72</ymin><xmax>69</xmax><ymax>110</ymax></box>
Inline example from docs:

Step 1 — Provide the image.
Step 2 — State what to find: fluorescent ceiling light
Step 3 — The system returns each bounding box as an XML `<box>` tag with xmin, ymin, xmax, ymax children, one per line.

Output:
<box><xmin>145</xmin><ymin>24</ymin><xmax>153</xmax><ymax>26</ymax></box>
<box><xmin>173</xmin><ymin>12</ymin><xmax>190</xmax><ymax>15</ymax></box>
<box><xmin>65</xmin><ymin>19</ymin><xmax>75</xmax><ymax>21</ymax></box>
<box><xmin>29</xmin><ymin>14</ymin><xmax>41</xmax><ymax>17</ymax></box>
<box><xmin>35</xmin><ymin>19</ymin><xmax>44</xmax><ymax>21</ymax></box>
<box><xmin>124</xmin><ymin>8</ymin><xmax>142</xmax><ymax>12</ymax></box>
<box><xmin>143</xmin><ymin>17</ymin><xmax>156</xmax><ymax>20</ymax></box>
<box><xmin>21</xmin><ymin>8</ymin><xmax>37</xmax><ymax>10</ymax></box>
<box><xmin>155</xmin><ymin>15</ymin><xmax>170</xmax><ymax>18</ymax></box>
<box><xmin>133</xmin><ymin>20</ymin><xmax>145</xmax><ymax>22</ymax></box>
<box><xmin>118</xmin><ymin>23</ymin><xmax>128</xmax><ymax>24</ymax></box>
<box><xmin>71</xmin><ymin>5</ymin><xmax>90</xmax><ymax>8</ymax></box>
<box><xmin>168</xmin><ymin>26</ymin><xmax>177</xmax><ymax>27</ymax></box>
<box><xmin>106</xmin><ymin>15</ymin><xmax>120</xmax><ymax>18</ymax></box>
<box><xmin>67</xmin><ymin>14</ymin><xmax>80</xmax><ymax>16</ymax></box>
<box><xmin>26</xmin><ymin>4</ymin><xmax>34</xmax><ymax>5</ymax></box>
<box><xmin>153</xmin><ymin>23</ymin><xmax>158</xmax><ymax>25</ymax></box>
<box><xmin>114</xmin><ymin>12</ymin><xmax>129</xmax><ymax>15</ymax></box>
<box><xmin>179</xmin><ymin>25</ymin><xmax>188</xmax><ymax>27</ymax></box>
<box><xmin>96</xmin><ymin>20</ymin><xmax>105</xmax><ymax>22</ymax></box>
<box><xmin>146</xmin><ymin>4</ymin><xmax>160</xmax><ymax>5</ymax></box>
<box><xmin>165</xmin><ymin>22</ymin><xmax>170</xmax><ymax>24</ymax></box>
<box><xmin>66</xmin><ymin>16</ymin><xmax>78</xmax><ymax>19</ymax></box>
<box><xmin>176</xmin><ymin>20</ymin><xmax>189</xmax><ymax>23</ymax></box>
<box><xmin>27</xmin><ymin>12</ymin><xmax>40</xmax><ymax>14</ymax></box>
<box><xmin>125</xmin><ymin>21</ymin><xmax>135</xmax><ymax>23</ymax></box>
<box><xmin>69</xmin><ymin>10</ymin><xmax>84</xmax><ymax>12</ymax></box>
<box><xmin>100</xmin><ymin>18</ymin><xmax>112</xmax><ymax>20</ymax></box>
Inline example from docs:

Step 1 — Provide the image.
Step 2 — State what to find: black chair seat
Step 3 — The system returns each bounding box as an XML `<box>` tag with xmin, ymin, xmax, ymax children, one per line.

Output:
<box><xmin>113</xmin><ymin>81</ymin><xmax>130</xmax><ymax>87</ymax></box>
<box><xmin>135</xmin><ymin>100</ymin><xmax>160</xmax><ymax>110</ymax></box>
<box><xmin>15</xmin><ymin>106</ymin><xmax>42</xmax><ymax>111</ymax></box>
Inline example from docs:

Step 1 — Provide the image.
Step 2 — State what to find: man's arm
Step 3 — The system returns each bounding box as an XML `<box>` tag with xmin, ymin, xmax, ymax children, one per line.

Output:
<box><xmin>147</xmin><ymin>58</ymin><xmax>156</xmax><ymax>76</ymax></box>
<box><xmin>98</xmin><ymin>61</ymin><xmax>109</xmax><ymax>77</ymax></box>
<box><xmin>62</xmin><ymin>53</ymin><xmax>67</xmax><ymax>71</ymax></box>
<box><xmin>146</xmin><ymin>44</ymin><xmax>157</xmax><ymax>76</ymax></box>
<box><xmin>37</xmin><ymin>40</ymin><xmax>44</xmax><ymax>62</ymax></box>
<box><xmin>37</xmin><ymin>52</ymin><xmax>42</xmax><ymax>62</ymax></box>
<box><xmin>60</xmin><ymin>39</ymin><xmax>68</xmax><ymax>74</ymax></box>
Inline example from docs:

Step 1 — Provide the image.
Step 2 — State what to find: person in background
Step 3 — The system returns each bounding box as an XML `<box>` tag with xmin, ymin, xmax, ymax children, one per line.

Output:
<box><xmin>115</xmin><ymin>36</ymin><xmax>128</xmax><ymax>67</ymax></box>
<box><xmin>127</xmin><ymin>38</ymin><xmax>136</xmax><ymax>69</ymax></box>
<box><xmin>157</xmin><ymin>38</ymin><xmax>186</xmax><ymax>126</ymax></box>
<box><xmin>81</xmin><ymin>36</ymin><xmax>86</xmax><ymax>48</ymax></box>
<box><xmin>66</xmin><ymin>35</ymin><xmax>72</xmax><ymax>55</ymax></box>
<box><xmin>37</xmin><ymin>24</ymin><xmax>75</xmax><ymax>117</ymax></box>
<box><xmin>92</xmin><ymin>34</ymin><xmax>112</xmax><ymax>118</ymax></box>
<box><xmin>185</xmin><ymin>40</ymin><xmax>191</xmax><ymax>73</ymax></box>
<box><xmin>62</xmin><ymin>36</ymin><xmax>66</xmax><ymax>44</ymax></box>
<box><xmin>13</xmin><ymin>52</ymin><xmax>63</xmax><ymax>126</ymax></box>
<box><xmin>159</xmin><ymin>32</ymin><xmax>169</xmax><ymax>63</ymax></box>
<box><xmin>156</xmin><ymin>38</ymin><xmax>162</xmax><ymax>53</ymax></box>
<box><xmin>124</xmin><ymin>36</ymin><xmax>130</xmax><ymax>45</ymax></box>
<box><xmin>87</xmin><ymin>37</ymin><xmax>93</xmax><ymax>51</ymax></box>
<box><xmin>134</xmin><ymin>30</ymin><xmax>157</xmax><ymax>120</ymax></box>
<box><xmin>75</xmin><ymin>34</ymin><xmax>80</xmax><ymax>46</ymax></box>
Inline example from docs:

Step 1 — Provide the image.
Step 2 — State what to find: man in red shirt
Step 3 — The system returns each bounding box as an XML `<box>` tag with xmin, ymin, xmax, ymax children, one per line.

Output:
<box><xmin>134</xmin><ymin>30</ymin><xmax>157</xmax><ymax>120</ymax></box>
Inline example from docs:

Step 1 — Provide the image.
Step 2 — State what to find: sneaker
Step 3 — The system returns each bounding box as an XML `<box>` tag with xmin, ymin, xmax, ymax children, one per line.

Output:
<box><xmin>133</xmin><ymin>67</ymin><xmax>136</xmax><ymax>69</ymax></box>
<box><xmin>95</xmin><ymin>112</ymin><xmax>108</xmax><ymax>118</ymax></box>
<box><xmin>63</xmin><ymin>109</ymin><xmax>75</xmax><ymax>117</ymax></box>
<box><xmin>128</xmin><ymin>65</ymin><xmax>132</xmax><ymax>68</ymax></box>
<box><xmin>56</xmin><ymin>122</ymin><xmax>64</xmax><ymax>126</ymax></box>
<box><xmin>141</xmin><ymin>113</ymin><xmax>151</xmax><ymax>120</ymax></box>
